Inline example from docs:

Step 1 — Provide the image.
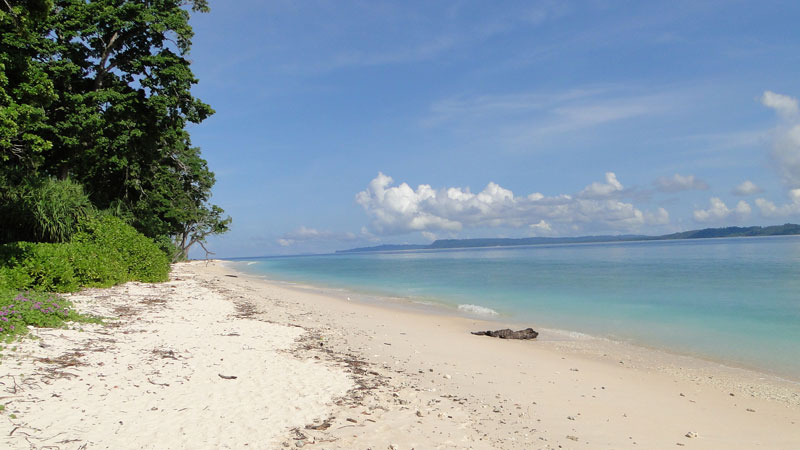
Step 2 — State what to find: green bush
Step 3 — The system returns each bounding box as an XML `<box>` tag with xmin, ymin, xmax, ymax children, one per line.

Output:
<box><xmin>0</xmin><ymin>242</ymin><xmax>79</xmax><ymax>292</ymax></box>
<box><xmin>0</xmin><ymin>216</ymin><xmax>170</xmax><ymax>293</ymax></box>
<box><xmin>0</xmin><ymin>290</ymin><xmax>100</xmax><ymax>340</ymax></box>
<box><xmin>74</xmin><ymin>215</ymin><xmax>170</xmax><ymax>283</ymax></box>
<box><xmin>69</xmin><ymin>242</ymin><xmax>126</xmax><ymax>288</ymax></box>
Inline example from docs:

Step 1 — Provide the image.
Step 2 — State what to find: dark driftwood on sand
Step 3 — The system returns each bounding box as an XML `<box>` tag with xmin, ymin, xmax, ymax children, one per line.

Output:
<box><xmin>471</xmin><ymin>328</ymin><xmax>539</xmax><ymax>339</ymax></box>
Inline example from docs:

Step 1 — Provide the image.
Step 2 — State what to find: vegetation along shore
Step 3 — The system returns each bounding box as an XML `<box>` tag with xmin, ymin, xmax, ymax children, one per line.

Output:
<box><xmin>1</xmin><ymin>2</ymin><xmax>227</xmax><ymax>344</ymax></box>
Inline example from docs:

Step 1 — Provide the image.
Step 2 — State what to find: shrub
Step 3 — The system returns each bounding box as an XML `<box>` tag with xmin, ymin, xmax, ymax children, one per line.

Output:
<box><xmin>69</xmin><ymin>242</ymin><xmax>126</xmax><ymax>288</ymax></box>
<box><xmin>73</xmin><ymin>215</ymin><xmax>170</xmax><ymax>283</ymax></box>
<box><xmin>0</xmin><ymin>177</ymin><xmax>94</xmax><ymax>244</ymax></box>
<box><xmin>0</xmin><ymin>242</ymin><xmax>79</xmax><ymax>292</ymax></box>
<box><xmin>0</xmin><ymin>216</ymin><xmax>170</xmax><ymax>293</ymax></box>
<box><xmin>28</xmin><ymin>178</ymin><xmax>94</xmax><ymax>243</ymax></box>
<box><xmin>0</xmin><ymin>290</ymin><xmax>100</xmax><ymax>340</ymax></box>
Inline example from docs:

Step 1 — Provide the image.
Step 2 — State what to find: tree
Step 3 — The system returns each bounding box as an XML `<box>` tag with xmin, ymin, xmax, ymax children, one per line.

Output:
<box><xmin>0</xmin><ymin>0</ymin><xmax>55</xmax><ymax>176</ymax></box>
<box><xmin>0</xmin><ymin>0</ymin><xmax>229</xmax><ymax>256</ymax></box>
<box><xmin>131</xmin><ymin>143</ymin><xmax>231</xmax><ymax>260</ymax></box>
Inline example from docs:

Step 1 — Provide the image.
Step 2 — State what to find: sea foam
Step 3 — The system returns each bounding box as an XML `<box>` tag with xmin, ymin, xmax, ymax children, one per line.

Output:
<box><xmin>458</xmin><ymin>304</ymin><xmax>499</xmax><ymax>316</ymax></box>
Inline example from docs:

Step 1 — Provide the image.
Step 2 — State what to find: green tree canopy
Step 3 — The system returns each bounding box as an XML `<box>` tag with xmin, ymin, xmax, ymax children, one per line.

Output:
<box><xmin>0</xmin><ymin>0</ymin><xmax>228</xmax><ymax>259</ymax></box>
<box><xmin>0</xmin><ymin>0</ymin><xmax>55</xmax><ymax>173</ymax></box>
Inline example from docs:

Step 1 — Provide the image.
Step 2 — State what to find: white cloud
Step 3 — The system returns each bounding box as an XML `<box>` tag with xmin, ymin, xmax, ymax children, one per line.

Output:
<box><xmin>529</xmin><ymin>220</ymin><xmax>553</xmax><ymax>235</ymax></box>
<box><xmin>762</xmin><ymin>91</ymin><xmax>800</xmax><ymax>188</ymax></box>
<box><xmin>645</xmin><ymin>207</ymin><xmax>671</xmax><ymax>226</ymax></box>
<box><xmin>654</xmin><ymin>173</ymin><xmax>709</xmax><ymax>192</ymax></box>
<box><xmin>554</xmin><ymin>102</ymin><xmax>651</xmax><ymax>127</ymax></box>
<box><xmin>579</xmin><ymin>172</ymin><xmax>623</xmax><ymax>198</ymax></box>
<box><xmin>277</xmin><ymin>226</ymin><xmax>357</xmax><ymax>247</ymax></box>
<box><xmin>669</xmin><ymin>130</ymin><xmax>767</xmax><ymax>154</ymax></box>
<box><xmin>356</xmin><ymin>172</ymin><xmax>669</xmax><ymax>236</ymax></box>
<box><xmin>732</xmin><ymin>180</ymin><xmax>764</xmax><ymax>196</ymax></box>
<box><xmin>761</xmin><ymin>91</ymin><xmax>799</xmax><ymax>119</ymax></box>
<box><xmin>754</xmin><ymin>189</ymin><xmax>800</xmax><ymax>218</ymax></box>
<box><xmin>743</xmin><ymin>91</ymin><xmax>800</xmax><ymax>220</ymax></box>
<box><xmin>693</xmin><ymin>198</ymin><xmax>751</xmax><ymax>223</ymax></box>
<box><xmin>298</xmin><ymin>35</ymin><xmax>459</xmax><ymax>72</ymax></box>
<box><xmin>425</xmin><ymin>88</ymin><xmax>607</xmax><ymax>126</ymax></box>
<box><xmin>424</xmin><ymin>87</ymin><xmax>677</xmax><ymax>150</ymax></box>
<box><xmin>421</xmin><ymin>231</ymin><xmax>437</xmax><ymax>241</ymax></box>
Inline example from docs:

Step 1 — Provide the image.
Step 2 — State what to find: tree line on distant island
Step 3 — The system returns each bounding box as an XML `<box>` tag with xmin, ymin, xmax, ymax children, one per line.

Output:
<box><xmin>0</xmin><ymin>1</ymin><xmax>228</xmax><ymax>338</ymax></box>
<box><xmin>337</xmin><ymin>224</ymin><xmax>800</xmax><ymax>253</ymax></box>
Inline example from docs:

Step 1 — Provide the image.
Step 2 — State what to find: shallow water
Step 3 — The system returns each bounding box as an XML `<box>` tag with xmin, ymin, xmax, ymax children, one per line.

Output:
<box><xmin>229</xmin><ymin>236</ymin><xmax>800</xmax><ymax>379</ymax></box>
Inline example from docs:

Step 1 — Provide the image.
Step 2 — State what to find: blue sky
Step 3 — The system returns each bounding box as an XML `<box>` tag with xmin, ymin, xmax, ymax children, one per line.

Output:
<box><xmin>187</xmin><ymin>0</ymin><xmax>800</xmax><ymax>257</ymax></box>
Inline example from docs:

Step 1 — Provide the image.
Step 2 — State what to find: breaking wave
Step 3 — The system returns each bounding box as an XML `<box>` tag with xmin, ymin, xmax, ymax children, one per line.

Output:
<box><xmin>458</xmin><ymin>304</ymin><xmax>499</xmax><ymax>316</ymax></box>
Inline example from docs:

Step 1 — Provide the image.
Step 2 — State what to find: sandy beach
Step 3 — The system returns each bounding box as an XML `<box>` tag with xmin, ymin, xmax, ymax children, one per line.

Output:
<box><xmin>2</xmin><ymin>260</ymin><xmax>799</xmax><ymax>449</ymax></box>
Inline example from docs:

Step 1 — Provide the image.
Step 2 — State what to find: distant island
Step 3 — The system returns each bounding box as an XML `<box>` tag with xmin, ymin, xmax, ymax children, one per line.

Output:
<box><xmin>337</xmin><ymin>224</ymin><xmax>800</xmax><ymax>253</ymax></box>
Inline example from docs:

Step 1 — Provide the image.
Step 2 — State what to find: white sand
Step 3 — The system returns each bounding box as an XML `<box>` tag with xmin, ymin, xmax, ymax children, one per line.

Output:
<box><xmin>0</xmin><ymin>262</ymin><xmax>351</xmax><ymax>449</ymax></box>
<box><xmin>2</xmin><ymin>260</ymin><xmax>799</xmax><ymax>449</ymax></box>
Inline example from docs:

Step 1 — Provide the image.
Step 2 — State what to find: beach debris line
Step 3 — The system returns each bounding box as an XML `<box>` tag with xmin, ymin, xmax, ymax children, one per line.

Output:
<box><xmin>470</xmin><ymin>328</ymin><xmax>539</xmax><ymax>339</ymax></box>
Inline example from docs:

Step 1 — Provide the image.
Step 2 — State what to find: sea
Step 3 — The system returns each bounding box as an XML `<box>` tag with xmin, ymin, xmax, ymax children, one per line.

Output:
<box><xmin>227</xmin><ymin>236</ymin><xmax>800</xmax><ymax>380</ymax></box>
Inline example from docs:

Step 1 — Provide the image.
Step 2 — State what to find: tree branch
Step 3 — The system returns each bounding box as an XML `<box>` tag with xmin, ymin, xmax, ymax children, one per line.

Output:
<box><xmin>1</xmin><ymin>0</ymin><xmax>19</xmax><ymax>27</ymax></box>
<box><xmin>94</xmin><ymin>31</ymin><xmax>121</xmax><ymax>90</ymax></box>
<box><xmin>198</xmin><ymin>240</ymin><xmax>214</xmax><ymax>261</ymax></box>
<box><xmin>2</xmin><ymin>0</ymin><xmax>17</xmax><ymax>16</ymax></box>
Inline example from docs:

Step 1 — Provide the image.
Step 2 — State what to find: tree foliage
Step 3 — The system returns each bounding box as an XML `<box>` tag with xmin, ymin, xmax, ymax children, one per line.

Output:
<box><xmin>0</xmin><ymin>0</ymin><xmax>55</xmax><ymax>171</ymax></box>
<box><xmin>0</xmin><ymin>0</ymin><xmax>228</xmax><ymax>260</ymax></box>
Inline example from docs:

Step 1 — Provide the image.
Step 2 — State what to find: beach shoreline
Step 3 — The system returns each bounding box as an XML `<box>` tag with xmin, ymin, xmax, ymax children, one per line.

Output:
<box><xmin>226</xmin><ymin>259</ymin><xmax>800</xmax><ymax>387</ymax></box>
<box><xmin>2</xmin><ymin>260</ymin><xmax>799</xmax><ymax>449</ymax></box>
<box><xmin>212</xmin><ymin>260</ymin><xmax>800</xmax><ymax>449</ymax></box>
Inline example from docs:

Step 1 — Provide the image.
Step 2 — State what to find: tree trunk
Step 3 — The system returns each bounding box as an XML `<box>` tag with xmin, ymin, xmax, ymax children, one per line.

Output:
<box><xmin>94</xmin><ymin>31</ymin><xmax>121</xmax><ymax>90</ymax></box>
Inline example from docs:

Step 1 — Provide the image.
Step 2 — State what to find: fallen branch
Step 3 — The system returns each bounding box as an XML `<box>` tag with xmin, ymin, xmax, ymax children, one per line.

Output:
<box><xmin>470</xmin><ymin>328</ymin><xmax>539</xmax><ymax>339</ymax></box>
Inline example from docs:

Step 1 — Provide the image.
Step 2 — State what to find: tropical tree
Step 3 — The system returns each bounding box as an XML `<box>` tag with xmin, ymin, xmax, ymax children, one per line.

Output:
<box><xmin>0</xmin><ymin>0</ymin><xmax>55</xmax><ymax>176</ymax></box>
<box><xmin>0</xmin><ymin>0</ymin><xmax>229</xmax><ymax>258</ymax></box>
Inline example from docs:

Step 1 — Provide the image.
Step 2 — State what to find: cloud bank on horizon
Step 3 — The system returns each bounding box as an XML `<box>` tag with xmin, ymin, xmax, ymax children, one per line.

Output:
<box><xmin>676</xmin><ymin>91</ymin><xmax>800</xmax><ymax>228</ymax></box>
<box><xmin>354</xmin><ymin>171</ymin><xmax>668</xmax><ymax>238</ymax></box>
<box><xmin>277</xmin><ymin>91</ymin><xmax>800</xmax><ymax>248</ymax></box>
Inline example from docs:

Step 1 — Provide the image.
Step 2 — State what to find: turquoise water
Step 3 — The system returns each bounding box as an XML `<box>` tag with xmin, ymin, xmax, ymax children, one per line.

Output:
<box><xmin>230</xmin><ymin>236</ymin><xmax>800</xmax><ymax>379</ymax></box>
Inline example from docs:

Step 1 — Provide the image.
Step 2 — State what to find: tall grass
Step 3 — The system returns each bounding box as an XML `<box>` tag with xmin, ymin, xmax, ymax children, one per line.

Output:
<box><xmin>0</xmin><ymin>177</ymin><xmax>94</xmax><ymax>244</ymax></box>
<box><xmin>28</xmin><ymin>178</ymin><xmax>94</xmax><ymax>243</ymax></box>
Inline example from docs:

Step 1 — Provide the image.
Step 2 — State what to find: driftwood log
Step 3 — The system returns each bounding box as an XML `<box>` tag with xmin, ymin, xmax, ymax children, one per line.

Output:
<box><xmin>471</xmin><ymin>328</ymin><xmax>538</xmax><ymax>339</ymax></box>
